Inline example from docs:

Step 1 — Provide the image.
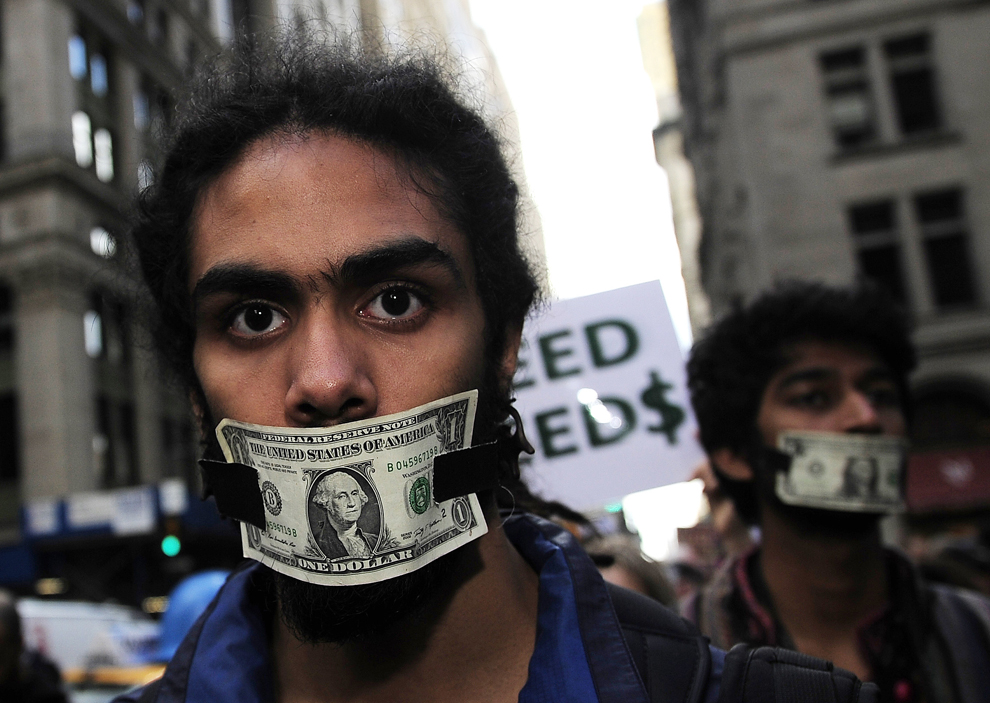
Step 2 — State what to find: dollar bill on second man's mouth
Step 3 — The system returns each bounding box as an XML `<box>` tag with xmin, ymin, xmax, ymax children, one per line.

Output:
<box><xmin>775</xmin><ymin>430</ymin><xmax>907</xmax><ymax>513</ymax></box>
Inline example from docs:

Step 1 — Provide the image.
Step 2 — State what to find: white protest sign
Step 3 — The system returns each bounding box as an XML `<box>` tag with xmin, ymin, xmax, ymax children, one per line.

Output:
<box><xmin>513</xmin><ymin>281</ymin><xmax>704</xmax><ymax>511</ymax></box>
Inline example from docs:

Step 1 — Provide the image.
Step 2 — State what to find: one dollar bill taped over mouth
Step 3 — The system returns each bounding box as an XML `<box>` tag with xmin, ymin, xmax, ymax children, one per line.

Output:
<box><xmin>196</xmin><ymin>390</ymin><xmax>507</xmax><ymax>586</ymax></box>
<box><xmin>199</xmin><ymin>443</ymin><xmax>500</xmax><ymax>529</ymax></box>
<box><xmin>773</xmin><ymin>430</ymin><xmax>908</xmax><ymax>513</ymax></box>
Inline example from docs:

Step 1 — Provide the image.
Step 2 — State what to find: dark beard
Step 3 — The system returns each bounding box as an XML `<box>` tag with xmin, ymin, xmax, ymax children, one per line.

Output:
<box><xmin>751</xmin><ymin>444</ymin><xmax>883</xmax><ymax>540</ymax></box>
<box><xmin>267</xmin><ymin>544</ymin><xmax>471</xmax><ymax>644</ymax></box>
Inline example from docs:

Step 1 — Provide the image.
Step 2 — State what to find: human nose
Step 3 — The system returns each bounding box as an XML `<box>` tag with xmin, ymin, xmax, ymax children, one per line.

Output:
<box><xmin>283</xmin><ymin>314</ymin><xmax>378</xmax><ymax>427</ymax></box>
<box><xmin>840</xmin><ymin>389</ymin><xmax>882</xmax><ymax>434</ymax></box>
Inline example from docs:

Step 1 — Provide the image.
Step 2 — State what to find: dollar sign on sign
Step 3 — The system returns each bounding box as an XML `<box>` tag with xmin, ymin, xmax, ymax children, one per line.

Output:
<box><xmin>640</xmin><ymin>370</ymin><xmax>685</xmax><ymax>445</ymax></box>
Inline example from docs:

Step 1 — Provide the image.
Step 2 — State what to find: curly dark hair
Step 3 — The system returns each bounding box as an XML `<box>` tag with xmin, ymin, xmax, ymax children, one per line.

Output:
<box><xmin>128</xmin><ymin>30</ymin><xmax>555</xmax><ymax>511</ymax></box>
<box><xmin>686</xmin><ymin>280</ymin><xmax>916</xmax><ymax>522</ymax></box>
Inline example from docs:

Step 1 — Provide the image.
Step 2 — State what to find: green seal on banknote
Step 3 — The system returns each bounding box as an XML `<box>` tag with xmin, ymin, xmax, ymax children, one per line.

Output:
<box><xmin>408</xmin><ymin>477</ymin><xmax>431</xmax><ymax>515</ymax></box>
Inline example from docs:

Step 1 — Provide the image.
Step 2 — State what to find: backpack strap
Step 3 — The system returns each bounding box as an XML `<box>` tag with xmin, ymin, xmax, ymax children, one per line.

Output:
<box><xmin>605</xmin><ymin>583</ymin><xmax>879</xmax><ymax>703</ymax></box>
<box><xmin>606</xmin><ymin>582</ymin><xmax>712</xmax><ymax>703</ymax></box>
<box><xmin>717</xmin><ymin>644</ymin><xmax>879</xmax><ymax>703</ymax></box>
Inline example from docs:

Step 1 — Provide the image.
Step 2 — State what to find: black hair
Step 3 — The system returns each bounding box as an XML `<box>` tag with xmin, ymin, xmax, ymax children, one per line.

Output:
<box><xmin>686</xmin><ymin>280</ymin><xmax>916</xmax><ymax>522</ymax></box>
<box><xmin>129</xmin><ymin>30</ymin><xmax>543</xmax><ymax>492</ymax></box>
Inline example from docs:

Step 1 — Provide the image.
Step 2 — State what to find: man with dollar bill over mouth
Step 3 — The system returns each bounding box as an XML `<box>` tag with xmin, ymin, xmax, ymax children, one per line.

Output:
<box><xmin>110</xmin><ymin>28</ymin><xmax>779</xmax><ymax>703</ymax></box>
<box><xmin>685</xmin><ymin>281</ymin><xmax>990</xmax><ymax>703</ymax></box>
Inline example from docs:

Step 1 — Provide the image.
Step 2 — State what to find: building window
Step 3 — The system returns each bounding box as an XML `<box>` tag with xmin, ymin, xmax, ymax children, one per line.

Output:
<box><xmin>68</xmin><ymin>34</ymin><xmax>88</xmax><ymax>79</ymax></box>
<box><xmin>821</xmin><ymin>32</ymin><xmax>945</xmax><ymax>151</ymax></box>
<box><xmin>848</xmin><ymin>200</ymin><xmax>906</xmax><ymax>303</ymax></box>
<box><xmin>127</xmin><ymin>0</ymin><xmax>145</xmax><ymax>25</ymax></box>
<box><xmin>133</xmin><ymin>89</ymin><xmax>150</xmax><ymax>131</ymax></box>
<box><xmin>71</xmin><ymin>112</ymin><xmax>113</xmax><ymax>182</ymax></box>
<box><xmin>69</xmin><ymin>20</ymin><xmax>117</xmax><ymax>184</ymax></box>
<box><xmin>0</xmin><ymin>286</ymin><xmax>16</xmax><ymax>485</ymax></box>
<box><xmin>0</xmin><ymin>394</ymin><xmax>19</xmax><ymax>482</ymax></box>
<box><xmin>96</xmin><ymin>396</ymin><xmax>138</xmax><ymax>487</ymax></box>
<box><xmin>90</xmin><ymin>291</ymin><xmax>137</xmax><ymax>488</ymax></box>
<box><xmin>87</xmin><ymin>293</ymin><xmax>130</xmax><ymax>366</ymax></box>
<box><xmin>820</xmin><ymin>47</ymin><xmax>877</xmax><ymax>149</ymax></box>
<box><xmin>848</xmin><ymin>188</ymin><xmax>978</xmax><ymax>312</ymax></box>
<box><xmin>0</xmin><ymin>100</ymin><xmax>6</xmax><ymax>163</ymax></box>
<box><xmin>0</xmin><ymin>286</ymin><xmax>14</xmax><ymax>354</ymax></box>
<box><xmin>72</xmin><ymin>111</ymin><xmax>93</xmax><ymax>168</ymax></box>
<box><xmin>90</xmin><ymin>54</ymin><xmax>109</xmax><ymax>97</ymax></box>
<box><xmin>93</xmin><ymin>128</ymin><xmax>114</xmax><ymax>182</ymax></box>
<box><xmin>135</xmin><ymin>76</ymin><xmax>172</xmax><ymax>160</ymax></box>
<box><xmin>162</xmin><ymin>416</ymin><xmax>195</xmax><ymax>482</ymax></box>
<box><xmin>914</xmin><ymin>188</ymin><xmax>976</xmax><ymax>308</ymax></box>
<box><xmin>68</xmin><ymin>28</ymin><xmax>113</xmax><ymax>99</ymax></box>
<box><xmin>884</xmin><ymin>34</ymin><xmax>941</xmax><ymax>137</ymax></box>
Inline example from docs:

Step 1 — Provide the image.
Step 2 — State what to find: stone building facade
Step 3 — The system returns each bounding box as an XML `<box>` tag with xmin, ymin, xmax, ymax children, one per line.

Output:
<box><xmin>0</xmin><ymin>0</ymin><xmax>227</xmax><ymax>540</ymax></box>
<box><xmin>667</xmin><ymin>0</ymin><xmax>990</xmax><ymax>513</ymax></box>
<box><xmin>0</xmin><ymin>0</ymin><xmax>530</xmax><ymax>602</ymax></box>
<box><xmin>638</xmin><ymin>2</ymin><xmax>711</xmax><ymax>337</ymax></box>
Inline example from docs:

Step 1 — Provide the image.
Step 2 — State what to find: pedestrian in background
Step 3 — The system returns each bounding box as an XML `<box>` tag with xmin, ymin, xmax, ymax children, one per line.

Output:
<box><xmin>685</xmin><ymin>281</ymin><xmax>990</xmax><ymax>703</ymax></box>
<box><xmin>0</xmin><ymin>590</ymin><xmax>67</xmax><ymax>703</ymax></box>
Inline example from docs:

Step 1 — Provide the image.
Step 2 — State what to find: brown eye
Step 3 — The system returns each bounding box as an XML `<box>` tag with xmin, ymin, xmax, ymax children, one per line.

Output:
<box><xmin>364</xmin><ymin>287</ymin><xmax>424</xmax><ymax>321</ymax></box>
<box><xmin>231</xmin><ymin>303</ymin><xmax>287</xmax><ymax>337</ymax></box>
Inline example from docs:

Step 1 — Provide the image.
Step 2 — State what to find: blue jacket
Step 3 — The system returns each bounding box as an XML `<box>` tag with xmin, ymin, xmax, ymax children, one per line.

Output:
<box><xmin>118</xmin><ymin>514</ymin><xmax>722</xmax><ymax>703</ymax></box>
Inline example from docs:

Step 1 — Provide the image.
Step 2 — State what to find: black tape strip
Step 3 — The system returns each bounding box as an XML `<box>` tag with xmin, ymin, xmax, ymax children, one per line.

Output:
<box><xmin>432</xmin><ymin>442</ymin><xmax>500</xmax><ymax>502</ymax></box>
<box><xmin>198</xmin><ymin>459</ymin><xmax>266</xmax><ymax>529</ymax></box>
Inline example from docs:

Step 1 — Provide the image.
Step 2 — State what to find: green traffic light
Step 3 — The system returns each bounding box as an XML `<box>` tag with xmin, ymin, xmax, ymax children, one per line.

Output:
<box><xmin>161</xmin><ymin>535</ymin><xmax>181</xmax><ymax>557</ymax></box>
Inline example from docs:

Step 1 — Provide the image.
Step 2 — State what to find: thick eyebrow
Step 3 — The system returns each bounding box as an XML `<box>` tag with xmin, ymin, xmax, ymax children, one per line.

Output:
<box><xmin>857</xmin><ymin>366</ymin><xmax>897</xmax><ymax>385</ymax></box>
<box><xmin>773</xmin><ymin>367</ymin><xmax>838</xmax><ymax>391</ymax></box>
<box><xmin>774</xmin><ymin>364</ymin><xmax>894</xmax><ymax>391</ymax></box>
<box><xmin>330</xmin><ymin>237</ymin><xmax>466</xmax><ymax>289</ymax></box>
<box><xmin>191</xmin><ymin>237</ymin><xmax>466</xmax><ymax>310</ymax></box>
<box><xmin>191</xmin><ymin>265</ymin><xmax>301</xmax><ymax>309</ymax></box>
